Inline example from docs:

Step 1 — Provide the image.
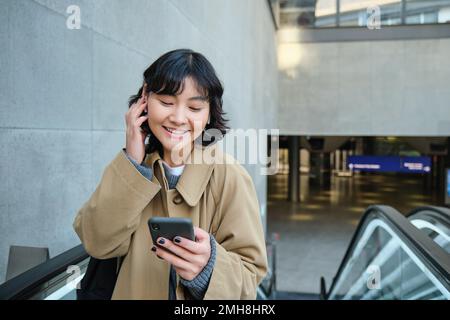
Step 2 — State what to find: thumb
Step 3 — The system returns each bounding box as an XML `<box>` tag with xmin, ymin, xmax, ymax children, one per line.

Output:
<box><xmin>194</xmin><ymin>227</ymin><xmax>209</xmax><ymax>242</ymax></box>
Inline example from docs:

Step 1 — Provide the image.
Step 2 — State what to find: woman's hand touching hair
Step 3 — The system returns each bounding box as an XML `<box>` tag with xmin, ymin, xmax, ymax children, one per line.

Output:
<box><xmin>125</xmin><ymin>85</ymin><xmax>149</xmax><ymax>164</ymax></box>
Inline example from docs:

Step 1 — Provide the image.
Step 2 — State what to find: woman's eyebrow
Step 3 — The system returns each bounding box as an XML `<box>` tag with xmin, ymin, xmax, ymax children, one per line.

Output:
<box><xmin>188</xmin><ymin>96</ymin><xmax>208</xmax><ymax>102</ymax></box>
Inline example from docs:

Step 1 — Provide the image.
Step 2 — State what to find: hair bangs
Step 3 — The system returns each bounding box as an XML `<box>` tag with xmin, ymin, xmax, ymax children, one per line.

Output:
<box><xmin>149</xmin><ymin>64</ymin><xmax>210</xmax><ymax>99</ymax></box>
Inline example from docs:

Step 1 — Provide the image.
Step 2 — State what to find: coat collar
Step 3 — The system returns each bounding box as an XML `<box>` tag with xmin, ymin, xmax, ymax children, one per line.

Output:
<box><xmin>143</xmin><ymin>143</ymin><xmax>219</xmax><ymax>207</ymax></box>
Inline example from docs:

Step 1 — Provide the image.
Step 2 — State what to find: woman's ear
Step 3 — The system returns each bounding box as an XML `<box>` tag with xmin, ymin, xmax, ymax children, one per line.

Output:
<box><xmin>142</xmin><ymin>83</ymin><xmax>148</xmax><ymax>100</ymax></box>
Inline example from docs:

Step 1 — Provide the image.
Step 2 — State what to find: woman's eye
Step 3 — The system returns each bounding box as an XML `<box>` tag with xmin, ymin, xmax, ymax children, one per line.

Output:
<box><xmin>160</xmin><ymin>100</ymin><xmax>172</xmax><ymax>106</ymax></box>
<box><xmin>189</xmin><ymin>107</ymin><xmax>202</xmax><ymax>112</ymax></box>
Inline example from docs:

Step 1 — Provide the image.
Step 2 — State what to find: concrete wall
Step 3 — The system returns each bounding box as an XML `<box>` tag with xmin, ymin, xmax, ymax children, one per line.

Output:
<box><xmin>0</xmin><ymin>0</ymin><xmax>278</xmax><ymax>283</ymax></box>
<box><xmin>278</xmin><ymin>36</ymin><xmax>450</xmax><ymax>136</ymax></box>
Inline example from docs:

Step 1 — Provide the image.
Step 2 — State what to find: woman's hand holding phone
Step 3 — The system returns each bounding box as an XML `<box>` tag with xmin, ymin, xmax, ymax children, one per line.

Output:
<box><xmin>125</xmin><ymin>93</ymin><xmax>149</xmax><ymax>164</ymax></box>
<box><xmin>152</xmin><ymin>227</ymin><xmax>212</xmax><ymax>281</ymax></box>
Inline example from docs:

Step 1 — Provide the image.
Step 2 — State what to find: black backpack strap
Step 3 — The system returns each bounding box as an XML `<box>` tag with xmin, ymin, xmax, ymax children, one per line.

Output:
<box><xmin>76</xmin><ymin>256</ymin><xmax>123</xmax><ymax>300</ymax></box>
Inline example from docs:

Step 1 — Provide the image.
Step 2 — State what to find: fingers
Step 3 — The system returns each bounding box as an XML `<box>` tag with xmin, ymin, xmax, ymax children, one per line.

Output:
<box><xmin>162</xmin><ymin>234</ymin><xmax>209</xmax><ymax>255</ymax></box>
<box><xmin>136</xmin><ymin>115</ymin><xmax>148</xmax><ymax>127</ymax></box>
<box><xmin>156</xmin><ymin>238</ymin><xmax>192</xmax><ymax>259</ymax></box>
<box><xmin>193</xmin><ymin>226</ymin><xmax>210</xmax><ymax>241</ymax></box>
<box><xmin>131</xmin><ymin>97</ymin><xmax>147</xmax><ymax>114</ymax></box>
<box><xmin>175</xmin><ymin>237</ymin><xmax>207</xmax><ymax>256</ymax></box>
<box><xmin>156</xmin><ymin>237</ymin><xmax>205</xmax><ymax>262</ymax></box>
<box><xmin>166</xmin><ymin>227</ymin><xmax>210</xmax><ymax>255</ymax></box>
<box><xmin>152</xmin><ymin>232</ymin><xmax>212</xmax><ymax>281</ymax></box>
<box><xmin>155</xmin><ymin>236</ymin><xmax>209</xmax><ymax>263</ymax></box>
<box><xmin>126</xmin><ymin>97</ymin><xmax>148</xmax><ymax>128</ymax></box>
<box><xmin>152</xmin><ymin>243</ymin><xmax>206</xmax><ymax>281</ymax></box>
<box><xmin>153</xmin><ymin>245</ymin><xmax>192</xmax><ymax>270</ymax></box>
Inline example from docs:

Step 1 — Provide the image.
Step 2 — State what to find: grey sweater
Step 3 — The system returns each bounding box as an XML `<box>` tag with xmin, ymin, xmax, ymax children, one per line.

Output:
<box><xmin>125</xmin><ymin>152</ymin><xmax>216</xmax><ymax>300</ymax></box>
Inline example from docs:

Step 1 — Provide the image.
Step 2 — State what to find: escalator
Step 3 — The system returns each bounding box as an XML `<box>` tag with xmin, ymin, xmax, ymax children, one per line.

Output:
<box><xmin>324</xmin><ymin>205</ymin><xmax>450</xmax><ymax>300</ymax></box>
<box><xmin>407</xmin><ymin>206</ymin><xmax>450</xmax><ymax>254</ymax></box>
<box><xmin>1</xmin><ymin>205</ymin><xmax>449</xmax><ymax>300</ymax></box>
<box><xmin>0</xmin><ymin>245</ymin><xmax>89</xmax><ymax>300</ymax></box>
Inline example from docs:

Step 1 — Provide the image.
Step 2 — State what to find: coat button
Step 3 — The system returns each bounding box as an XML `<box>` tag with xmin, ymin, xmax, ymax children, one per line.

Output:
<box><xmin>172</xmin><ymin>194</ymin><xmax>183</xmax><ymax>205</ymax></box>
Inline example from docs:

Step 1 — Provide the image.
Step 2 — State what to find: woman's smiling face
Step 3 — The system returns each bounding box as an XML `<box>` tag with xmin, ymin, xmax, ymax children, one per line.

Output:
<box><xmin>146</xmin><ymin>76</ymin><xmax>210</xmax><ymax>163</ymax></box>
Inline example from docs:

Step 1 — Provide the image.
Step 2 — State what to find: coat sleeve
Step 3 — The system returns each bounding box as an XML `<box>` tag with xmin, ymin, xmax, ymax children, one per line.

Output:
<box><xmin>73</xmin><ymin>149</ymin><xmax>161</xmax><ymax>259</ymax></box>
<box><xmin>203</xmin><ymin>163</ymin><xmax>268</xmax><ymax>300</ymax></box>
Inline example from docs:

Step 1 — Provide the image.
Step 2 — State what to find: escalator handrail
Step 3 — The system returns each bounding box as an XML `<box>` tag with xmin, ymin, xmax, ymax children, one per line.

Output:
<box><xmin>407</xmin><ymin>206</ymin><xmax>450</xmax><ymax>228</ymax></box>
<box><xmin>0</xmin><ymin>244</ymin><xmax>88</xmax><ymax>300</ymax></box>
<box><xmin>326</xmin><ymin>205</ymin><xmax>450</xmax><ymax>299</ymax></box>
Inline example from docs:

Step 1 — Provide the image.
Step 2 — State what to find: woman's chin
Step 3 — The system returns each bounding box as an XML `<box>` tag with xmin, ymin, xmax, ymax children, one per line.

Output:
<box><xmin>151</xmin><ymin>130</ymin><xmax>197</xmax><ymax>154</ymax></box>
<box><xmin>161</xmin><ymin>138</ymin><xmax>192</xmax><ymax>152</ymax></box>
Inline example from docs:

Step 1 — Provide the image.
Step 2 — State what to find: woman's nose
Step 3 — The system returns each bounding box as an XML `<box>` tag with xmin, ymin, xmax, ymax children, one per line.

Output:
<box><xmin>169</xmin><ymin>106</ymin><xmax>187</xmax><ymax>125</ymax></box>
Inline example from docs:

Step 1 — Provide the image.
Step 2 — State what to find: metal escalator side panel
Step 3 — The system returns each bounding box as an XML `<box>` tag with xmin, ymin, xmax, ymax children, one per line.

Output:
<box><xmin>407</xmin><ymin>206</ymin><xmax>450</xmax><ymax>253</ymax></box>
<box><xmin>327</xmin><ymin>205</ymin><xmax>450</xmax><ymax>300</ymax></box>
<box><xmin>0</xmin><ymin>244</ymin><xmax>89</xmax><ymax>300</ymax></box>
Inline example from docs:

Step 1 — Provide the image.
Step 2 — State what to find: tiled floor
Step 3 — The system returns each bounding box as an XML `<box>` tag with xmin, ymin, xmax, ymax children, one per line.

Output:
<box><xmin>266</xmin><ymin>172</ymin><xmax>440</xmax><ymax>294</ymax></box>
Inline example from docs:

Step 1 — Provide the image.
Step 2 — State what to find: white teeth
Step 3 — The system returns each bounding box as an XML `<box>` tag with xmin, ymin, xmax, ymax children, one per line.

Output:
<box><xmin>164</xmin><ymin>127</ymin><xmax>188</xmax><ymax>135</ymax></box>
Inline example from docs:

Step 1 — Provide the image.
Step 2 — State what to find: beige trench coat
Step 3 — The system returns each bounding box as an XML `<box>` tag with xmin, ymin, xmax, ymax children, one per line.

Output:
<box><xmin>73</xmin><ymin>143</ymin><xmax>268</xmax><ymax>299</ymax></box>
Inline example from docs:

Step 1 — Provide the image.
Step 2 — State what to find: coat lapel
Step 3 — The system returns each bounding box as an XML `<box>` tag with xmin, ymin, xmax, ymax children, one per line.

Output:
<box><xmin>143</xmin><ymin>143</ymin><xmax>219</xmax><ymax>207</ymax></box>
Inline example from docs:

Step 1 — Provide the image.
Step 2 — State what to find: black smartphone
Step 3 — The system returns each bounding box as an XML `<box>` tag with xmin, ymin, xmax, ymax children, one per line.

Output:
<box><xmin>148</xmin><ymin>217</ymin><xmax>195</xmax><ymax>246</ymax></box>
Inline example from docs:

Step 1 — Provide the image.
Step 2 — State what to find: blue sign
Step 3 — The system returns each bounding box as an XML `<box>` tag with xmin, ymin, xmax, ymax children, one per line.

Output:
<box><xmin>348</xmin><ymin>156</ymin><xmax>431</xmax><ymax>174</ymax></box>
<box><xmin>447</xmin><ymin>169</ymin><xmax>450</xmax><ymax>197</ymax></box>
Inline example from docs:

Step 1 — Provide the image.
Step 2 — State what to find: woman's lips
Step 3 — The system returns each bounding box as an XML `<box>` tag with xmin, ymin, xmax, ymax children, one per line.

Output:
<box><xmin>162</xmin><ymin>126</ymin><xmax>189</xmax><ymax>139</ymax></box>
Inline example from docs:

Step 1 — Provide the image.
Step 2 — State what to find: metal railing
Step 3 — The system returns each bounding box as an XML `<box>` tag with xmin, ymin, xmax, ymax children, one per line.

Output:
<box><xmin>325</xmin><ymin>205</ymin><xmax>450</xmax><ymax>300</ymax></box>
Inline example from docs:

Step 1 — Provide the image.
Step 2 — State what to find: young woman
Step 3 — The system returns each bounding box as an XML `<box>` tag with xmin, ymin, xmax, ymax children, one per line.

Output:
<box><xmin>73</xmin><ymin>49</ymin><xmax>267</xmax><ymax>300</ymax></box>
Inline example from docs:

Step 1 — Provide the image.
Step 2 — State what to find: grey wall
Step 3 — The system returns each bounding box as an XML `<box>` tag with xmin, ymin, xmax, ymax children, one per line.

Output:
<box><xmin>0</xmin><ymin>0</ymin><xmax>278</xmax><ymax>283</ymax></box>
<box><xmin>278</xmin><ymin>36</ymin><xmax>450</xmax><ymax>136</ymax></box>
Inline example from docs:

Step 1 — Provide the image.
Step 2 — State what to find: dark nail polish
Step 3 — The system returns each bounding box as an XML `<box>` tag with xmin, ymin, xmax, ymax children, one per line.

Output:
<box><xmin>174</xmin><ymin>237</ymin><xmax>181</xmax><ymax>244</ymax></box>
<box><xmin>151</xmin><ymin>246</ymin><xmax>156</xmax><ymax>252</ymax></box>
<box><xmin>158</xmin><ymin>238</ymin><xmax>165</xmax><ymax>245</ymax></box>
